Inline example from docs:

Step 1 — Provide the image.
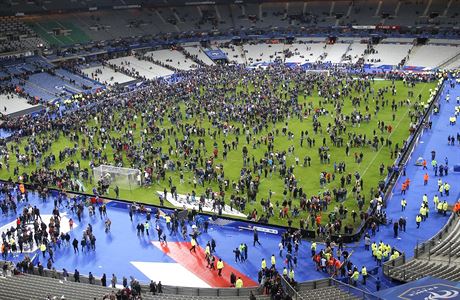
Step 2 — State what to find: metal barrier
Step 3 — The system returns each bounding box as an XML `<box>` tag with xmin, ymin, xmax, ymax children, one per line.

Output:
<box><xmin>414</xmin><ymin>213</ymin><xmax>458</xmax><ymax>259</ymax></box>
<box><xmin>382</xmin><ymin>252</ymin><xmax>406</xmax><ymax>278</ymax></box>
<box><xmin>329</xmin><ymin>278</ymin><xmax>382</xmax><ymax>300</ymax></box>
<box><xmin>280</xmin><ymin>275</ymin><xmax>302</xmax><ymax>300</ymax></box>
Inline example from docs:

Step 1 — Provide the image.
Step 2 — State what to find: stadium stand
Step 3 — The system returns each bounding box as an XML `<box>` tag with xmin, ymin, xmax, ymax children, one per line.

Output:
<box><xmin>0</xmin><ymin>260</ymin><xmax>366</xmax><ymax>300</ymax></box>
<box><xmin>183</xmin><ymin>45</ymin><xmax>215</xmax><ymax>66</ymax></box>
<box><xmin>81</xmin><ymin>64</ymin><xmax>137</xmax><ymax>86</ymax></box>
<box><xmin>145</xmin><ymin>49</ymin><xmax>199</xmax><ymax>71</ymax></box>
<box><xmin>405</xmin><ymin>44</ymin><xmax>460</xmax><ymax>68</ymax></box>
<box><xmin>385</xmin><ymin>213</ymin><xmax>460</xmax><ymax>283</ymax></box>
<box><xmin>0</xmin><ymin>93</ymin><xmax>42</xmax><ymax>118</ymax></box>
<box><xmin>0</xmin><ymin>16</ymin><xmax>47</xmax><ymax>53</ymax></box>
<box><xmin>107</xmin><ymin>56</ymin><xmax>175</xmax><ymax>80</ymax></box>
<box><xmin>216</xmin><ymin>43</ymin><xmax>246</xmax><ymax>65</ymax></box>
<box><xmin>242</xmin><ymin>43</ymin><xmax>286</xmax><ymax>65</ymax></box>
<box><xmin>363</xmin><ymin>40</ymin><xmax>413</xmax><ymax>67</ymax></box>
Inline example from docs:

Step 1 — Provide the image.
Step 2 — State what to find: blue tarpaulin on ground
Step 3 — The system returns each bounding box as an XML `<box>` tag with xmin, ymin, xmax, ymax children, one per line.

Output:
<box><xmin>204</xmin><ymin>49</ymin><xmax>227</xmax><ymax>60</ymax></box>
<box><xmin>374</xmin><ymin>276</ymin><xmax>460</xmax><ymax>300</ymax></box>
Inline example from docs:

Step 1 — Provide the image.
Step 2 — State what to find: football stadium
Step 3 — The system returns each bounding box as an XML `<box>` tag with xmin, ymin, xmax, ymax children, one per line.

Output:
<box><xmin>0</xmin><ymin>0</ymin><xmax>459</xmax><ymax>299</ymax></box>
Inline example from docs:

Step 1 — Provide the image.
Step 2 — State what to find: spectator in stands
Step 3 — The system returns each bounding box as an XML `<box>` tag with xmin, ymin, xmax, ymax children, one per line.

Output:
<box><xmin>149</xmin><ymin>280</ymin><xmax>157</xmax><ymax>295</ymax></box>
<box><xmin>74</xmin><ymin>269</ymin><xmax>80</xmax><ymax>282</ymax></box>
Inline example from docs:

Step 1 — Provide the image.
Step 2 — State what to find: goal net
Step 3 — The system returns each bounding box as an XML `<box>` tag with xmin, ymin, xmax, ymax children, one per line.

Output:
<box><xmin>93</xmin><ymin>165</ymin><xmax>142</xmax><ymax>189</ymax></box>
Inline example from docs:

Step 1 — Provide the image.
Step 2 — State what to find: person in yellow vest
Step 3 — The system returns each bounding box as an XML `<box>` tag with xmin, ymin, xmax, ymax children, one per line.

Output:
<box><xmin>442</xmin><ymin>201</ymin><xmax>448</xmax><ymax>216</ymax></box>
<box><xmin>311</xmin><ymin>242</ymin><xmax>317</xmax><ymax>257</ymax></box>
<box><xmin>189</xmin><ymin>238</ymin><xmax>197</xmax><ymax>253</ymax></box>
<box><xmin>289</xmin><ymin>269</ymin><xmax>295</xmax><ymax>282</ymax></box>
<box><xmin>352</xmin><ymin>269</ymin><xmax>360</xmax><ymax>286</ymax></box>
<box><xmin>420</xmin><ymin>206</ymin><xmax>427</xmax><ymax>221</ymax></box>
<box><xmin>165</xmin><ymin>215</ymin><xmax>171</xmax><ymax>230</ymax></box>
<box><xmin>376</xmin><ymin>249</ymin><xmax>382</xmax><ymax>266</ymax></box>
<box><xmin>401</xmin><ymin>199</ymin><xmax>407</xmax><ymax>211</ymax></box>
<box><xmin>390</xmin><ymin>253</ymin><xmax>396</xmax><ymax>261</ymax></box>
<box><xmin>416</xmin><ymin>214</ymin><xmax>422</xmax><ymax>228</ymax></box>
<box><xmin>205</xmin><ymin>244</ymin><xmax>211</xmax><ymax>259</ymax></box>
<box><xmin>283</xmin><ymin>267</ymin><xmax>288</xmax><ymax>276</ymax></box>
<box><xmin>394</xmin><ymin>251</ymin><xmax>400</xmax><ymax>258</ymax></box>
<box><xmin>40</xmin><ymin>243</ymin><xmax>47</xmax><ymax>258</ymax></box>
<box><xmin>271</xmin><ymin>254</ymin><xmax>276</xmax><ymax>266</ymax></box>
<box><xmin>433</xmin><ymin>195</ymin><xmax>439</xmax><ymax>208</ymax></box>
<box><xmin>383</xmin><ymin>249</ymin><xmax>389</xmax><ymax>261</ymax></box>
<box><xmin>261</xmin><ymin>258</ymin><xmax>267</xmax><ymax>269</ymax></box>
<box><xmin>235</xmin><ymin>277</ymin><xmax>243</xmax><ymax>288</ymax></box>
<box><xmin>361</xmin><ymin>266</ymin><xmax>367</xmax><ymax>285</ymax></box>
<box><xmin>422</xmin><ymin>194</ymin><xmax>428</xmax><ymax>204</ymax></box>
<box><xmin>437</xmin><ymin>201</ymin><xmax>443</xmax><ymax>213</ymax></box>
<box><xmin>372</xmin><ymin>242</ymin><xmax>377</xmax><ymax>260</ymax></box>
<box><xmin>439</xmin><ymin>184</ymin><xmax>444</xmax><ymax>197</ymax></box>
<box><xmin>217</xmin><ymin>259</ymin><xmax>224</xmax><ymax>276</ymax></box>
<box><xmin>386</xmin><ymin>244</ymin><xmax>392</xmax><ymax>254</ymax></box>
<box><xmin>444</xmin><ymin>182</ymin><xmax>450</xmax><ymax>196</ymax></box>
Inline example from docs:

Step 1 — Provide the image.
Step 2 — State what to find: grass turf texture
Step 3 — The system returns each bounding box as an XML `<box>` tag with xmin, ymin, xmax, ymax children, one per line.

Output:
<box><xmin>1</xmin><ymin>78</ymin><xmax>435</xmax><ymax>230</ymax></box>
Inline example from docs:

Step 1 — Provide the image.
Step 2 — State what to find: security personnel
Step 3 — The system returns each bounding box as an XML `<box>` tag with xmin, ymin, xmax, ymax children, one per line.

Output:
<box><xmin>283</xmin><ymin>267</ymin><xmax>288</xmax><ymax>276</ymax></box>
<box><xmin>437</xmin><ymin>201</ymin><xmax>443</xmax><ymax>213</ymax></box>
<box><xmin>40</xmin><ymin>243</ymin><xmax>47</xmax><ymax>258</ymax></box>
<box><xmin>416</xmin><ymin>214</ymin><xmax>422</xmax><ymax>228</ymax></box>
<box><xmin>261</xmin><ymin>258</ymin><xmax>267</xmax><ymax>269</ymax></box>
<box><xmin>144</xmin><ymin>221</ymin><xmax>150</xmax><ymax>235</ymax></box>
<box><xmin>444</xmin><ymin>183</ymin><xmax>450</xmax><ymax>196</ymax></box>
<box><xmin>401</xmin><ymin>198</ymin><xmax>407</xmax><ymax>211</ymax></box>
<box><xmin>376</xmin><ymin>249</ymin><xmax>382</xmax><ymax>266</ymax></box>
<box><xmin>361</xmin><ymin>266</ymin><xmax>367</xmax><ymax>284</ymax></box>
<box><xmin>420</xmin><ymin>206</ymin><xmax>427</xmax><ymax>221</ymax></box>
<box><xmin>433</xmin><ymin>195</ymin><xmax>440</xmax><ymax>208</ymax></box>
<box><xmin>422</xmin><ymin>194</ymin><xmax>428</xmax><ymax>204</ymax></box>
<box><xmin>383</xmin><ymin>249</ymin><xmax>389</xmax><ymax>262</ymax></box>
<box><xmin>371</xmin><ymin>242</ymin><xmax>378</xmax><ymax>259</ymax></box>
<box><xmin>271</xmin><ymin>254</ymin><xmax>276</xmax><ymax>266</ymax></box>
<box><xmin>352</xmin><ymin>269</ymin><xmax>360</xmax><ymax>286</ymax></box>
<box><xmin>442</xmin><ymin>201</ymin><xmax>448</xmax><ymax>216</ymax></box>
<box><xmin>205</xmin><ymin>244</ymin><xmax>211</xmax><ymax>258</ymax></box>
<box><xmin>289</xmin><ymin>269</ymin><xmax>295</xmax><ymax>281</ymax></box>
<box><xmin>165</xmin><ymin>215</ymin><xmax>171</xmax><ymax>230</ymax></box>
<box><xmin>311</xmin><ymin>242</ymin><xmax>317</xmax><ymax>257</ymax></box>
<box><xmin>235</xmin><ymin>277</ymin><xmax>243</xmax><ymax>288</ymax></box>
<box><xmin>217</xmin><ymin>259</ymin><xmax>224</xmax><ymax>276</ymax></box>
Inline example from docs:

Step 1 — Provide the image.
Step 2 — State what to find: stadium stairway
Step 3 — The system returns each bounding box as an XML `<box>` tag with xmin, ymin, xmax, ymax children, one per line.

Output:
<box><xmin>0</xmin><ymin>273</ymin><xmax>272</xmax><ymax>300</ymax></box>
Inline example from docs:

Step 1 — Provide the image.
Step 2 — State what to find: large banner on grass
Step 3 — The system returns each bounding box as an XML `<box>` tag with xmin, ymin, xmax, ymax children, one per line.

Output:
<box><xmin>204</xmin><ymin>49</ymin><xmax>227</xmax><ymax>61</ymax></box>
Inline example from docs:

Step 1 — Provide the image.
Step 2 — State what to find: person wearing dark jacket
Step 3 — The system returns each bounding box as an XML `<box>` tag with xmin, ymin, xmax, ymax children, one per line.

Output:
<box><xmin>230</xmin><ymin>272</ymin><xmax>237</xmax><ymax>287</ymax></box>
<box><xmin>101</xmin><ymin>273</ymin><xmax>107</xmax><ymax>286</ymax></box>
<box><xmin>149</xmin><ymin>280</ymin><xmax>157</xmax><ymax>295</ymax></box>
<box><xmin>74</xmin><ymin>269</ymin><xmax>80</xmax><ymax>282</ymax></box>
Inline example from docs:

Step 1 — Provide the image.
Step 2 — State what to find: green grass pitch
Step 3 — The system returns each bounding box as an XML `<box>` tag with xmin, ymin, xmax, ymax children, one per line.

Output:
<box><xmin>1</xmin><ymin>77</ymin><xmax>436</xmax><ymax>231</ymax></box>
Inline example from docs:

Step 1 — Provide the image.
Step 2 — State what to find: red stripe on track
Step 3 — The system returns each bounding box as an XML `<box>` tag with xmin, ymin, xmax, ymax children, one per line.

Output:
<box><xmin>152</xmin><ymin>241</ymin><xmax>258</xmax><ymax>287</ymax></box>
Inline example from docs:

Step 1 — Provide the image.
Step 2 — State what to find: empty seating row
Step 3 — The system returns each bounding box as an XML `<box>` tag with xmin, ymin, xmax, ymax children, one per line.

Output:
<box><xmin>389</xmin><ymin>259</ymin><xmax>460</xmax><ymax>282</ymax></box>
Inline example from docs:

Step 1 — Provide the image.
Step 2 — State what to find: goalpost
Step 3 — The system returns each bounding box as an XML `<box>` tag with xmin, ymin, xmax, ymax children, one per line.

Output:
<box><xmin>93</xmin><ymin>165</ymin><xmax>142</xmax><ymax>191</ymax></box>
